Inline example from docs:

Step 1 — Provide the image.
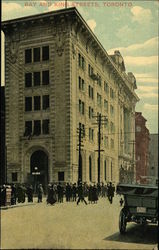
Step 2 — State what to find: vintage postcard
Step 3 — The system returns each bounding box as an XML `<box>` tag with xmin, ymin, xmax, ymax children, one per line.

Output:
<box><xmin>1</xmin><ymin>0</ymin><xmax>158</xmax><ymax>249</ymax></box>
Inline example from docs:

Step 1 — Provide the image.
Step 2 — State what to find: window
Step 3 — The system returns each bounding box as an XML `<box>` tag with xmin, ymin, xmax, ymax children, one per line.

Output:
<box><xmin>42</xmin><ymin>46</ymin><xmax>49</xmax><ymax>61</ymax></box>
<box><xmin>97</xmin><ymin>93</ymin><xmax>102</xmax><ymax>106</ymax></box>
<box><xmin>79</xmin><ymin>100</ymin><xmax>84</xmax><ymax>115</ymax></box>
<box><xmin>43</xmin><ymin>95</ymin><xmax>49</xmax><ymax>110</ymax></box>
<box><xmin>42</xmin><ymin>70</ymin><xmax>49</xmax><ymax>85</ymax></box>
<box><xmin>110</xmin><ymin>105</ymin><xmax>114</xmax><ymax>116</ymax></box>
<box><xmin>104</xmin><ymin>100</ymin><xmax>108</xmax><ymax>112</ymax></box>
<box><xmin>25</xmin><ymin>49</ymin><xmax>32</xmax><ymax>63</ymax></box>
<box><xmin>33</xmin><ymin>72</ymin><xmax>40</xmax><ymax>86</ymax></box>
<box><xmin>42</xmin><ymin>119</ymin><xmax>49</xmax><ymax>134</ymax></box>
<box><xmin>79</xmin><ymin>123</ymin><xmax>85</xmax><ymax>137</ymax></box>
<box><xmin>58</xmin><ymin>171</ymin><xmax>64</xmax><ymax>181</ymax></box>
<box><xmin>89</xmin><ymin>107</ymin><xmax>94</xmax><ymax>119</ymax></box>
<box><xmin>110</xmin><ymin>122</ymin><xmax>115</xmax><ymax>133</ymax></box>
<box><xmin>34</xmin><ymin>96</ymin><xmax>41</xmax><ymax>111</ymax></box>
<box><xmin>78</xmin><ymin>53</ymin><xmax>85</xmax><ymax>70</ymax></box>
<box><xmin>136</xmin><ymin>126</ymin><xmax>141</xmax><ymax>132</ymax></box>
<box><xmin>12</xmin><ymin>173</ymin><xmax>17</xmax><ymax>182</ymax></box>
<box><xmin>110</xmin><ymin>88</ymin><xmax>115</xmax><ymax>99</ymax></box>
<box><xmin>25</xmin><ymin>97</ymin><xmax>32</xmax><ymax>111</ymax></box>
<box><xmin>111</xmin><ymin>139</ymin><xmax>114</xmax><ymax>149</ymax></box>
<box><xmin>89</xmin><ymin>128</ymin><xmax>94</xmax><ymax>141</ymax></box>
<box><xmin>88</xmin><ymin>85</ymin><xmax>93</xmax><ymax>99</ymax></box>
<box><xmin>33</xmin><ymin>47</ymin><xmax>40</xmax><ymax>62</ymax></box>
<box><xmin>104</xmin><ymin>82</ymin><xmax>109</xmax><ymax>94</ymax></box>
<box><xmin>97</xmin><ymin>73</ymin><xmax>102</xmax><ymax>86</ymax></box>
<box><xmin>104</xmin><ymin>136</ymin><xmax>108</xmax><ymax>148</ymax></box>
<box><xmin>34</xmin><ymin>120</ymin><xmax>41</xmax><ymax>135</ymax></box>
<box><xmin>25</xmin><ymin>73</ymin><xmax>32</xmax><ymax>87</ymax></box>
<box><xmin>79</xmin><ymin>77</ymin><xmax>85</xmax><ymax>91</ymax></box>
<box><xmin>88</xmin><ymin>64</ymin><xmax>93</xmax><ymax>77</ymax></box>
<box><xmin>104</xmin><ymin>118</ymin><xmax>108</xmax><ymax>129</ymax></box>
<box><xmin>24</xmin><ymin>121</ymin><xmax>32</xmax><ymax>136</ymax></box>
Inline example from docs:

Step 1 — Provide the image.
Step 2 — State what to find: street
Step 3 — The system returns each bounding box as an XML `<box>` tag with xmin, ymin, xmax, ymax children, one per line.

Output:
<box><xmin>1</xmin><ymin>195</ymin><xmax>158</xmax><ymax>249</ymax></box>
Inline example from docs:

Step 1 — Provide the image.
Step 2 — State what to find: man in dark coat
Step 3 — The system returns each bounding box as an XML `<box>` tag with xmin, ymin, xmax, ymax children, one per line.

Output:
<box><xmin>11</xmin><ymin>184</ymin><xmax>17</xmax><ymax>205</ymax></box>
<box><xmin>1</xmin><ymin>184</ymin><xmax>6</xmax><ymax>206</ymax></box>
<box><xmin>77</xmin><ymin>183</ymin><xmax>87</xmax><ymax>205</ymax></box>
<box><xmin>26</xmin><ymin>185</ymin><xmax>34</xmax><ymax>202</ymax></box>
<box><xmin>107</xmin><ymin>182</ymin><xmax>114</xmax><ymax>204</ymax></box>
<box><xmin>72</xmin><ymin>183</ymin><xmax>77</xmax><ymax>202</ymax></box>
<box><xmin>37</xmin><ymin>184</ymin><xmax>43</xmax><ymax>203</ymax></box>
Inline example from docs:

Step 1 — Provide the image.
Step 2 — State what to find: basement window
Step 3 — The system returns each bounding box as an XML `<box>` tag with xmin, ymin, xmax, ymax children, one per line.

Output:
<box><xmin>42</xmin><ymin>46</ymin><xmax>49</xmax><ymax>61</ymax></box>
<box><xmin>25</xmin><ymin>49</ymin><xmax>32</xmax><ymax>63</ymax></box>
<box><xmin>33</xmin><ymin>47</ymin><xmax>40</xmax><ymax>62</ymax></box>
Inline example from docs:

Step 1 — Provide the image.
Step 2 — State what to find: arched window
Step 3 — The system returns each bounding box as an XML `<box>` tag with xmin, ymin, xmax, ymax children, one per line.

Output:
<box><xmin>89</xmin><ymin>156</ymin><xmax>92</xmax><ymax>182</ymax></box>
<box><xmin>104</xmin><ymin>160</ymin><xmax>107</xmax><ymax>181</ymax></box>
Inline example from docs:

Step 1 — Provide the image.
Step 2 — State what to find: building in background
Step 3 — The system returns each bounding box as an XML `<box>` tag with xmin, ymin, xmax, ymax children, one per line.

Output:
<box><xmin>1</xmin><ymin>8</ymin><xmax>139</xmax><ymax>189</ymax></box>
<box><xmin>148</xmin><ymin>134</ymin><xmax>158</xmax><ymax>185</ymax></box>
<box><xmin>135</xmin><ymin>112</ymin><xmax>150</xmax><ymax>184</ymax></box>
<box><xmin>0</xmin><ymin>86</ymin><xmax>5</xmax><ymax>184</ymax></box>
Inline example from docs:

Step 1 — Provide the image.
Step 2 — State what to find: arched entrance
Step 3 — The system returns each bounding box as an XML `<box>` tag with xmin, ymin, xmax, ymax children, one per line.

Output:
<box><xmin>30</xmin><ymin>150</ymin><xmax>48</xmax><ymax>192</ymax></box>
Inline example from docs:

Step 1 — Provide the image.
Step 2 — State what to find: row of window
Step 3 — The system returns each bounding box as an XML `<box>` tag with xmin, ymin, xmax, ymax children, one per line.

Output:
<box><xmin>25</xmin><ymin>95</ymin><xmax>49</xmax><ymax>111</ymax></box>
<box><xmin>25</xmin><ymin>70</ymin><xmax>49</xmax><ymax>87</ymax></box>
<box><xmin>24</xmin><ymin>119</ymin><xmax>50</xmax><ymax>136</ymax></box>
<box><xmin>80</xmin><ymin>80</ymin><xmax>114</xmax><ymax>101</ymax></box>
<box><xmin>25</xmin><ymin>46</ymin><xmax>49</xmax><ymax>64</ymax></box>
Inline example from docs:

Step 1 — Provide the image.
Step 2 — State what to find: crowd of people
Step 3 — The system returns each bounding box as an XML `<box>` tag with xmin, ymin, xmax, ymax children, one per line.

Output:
<box><xmin>0</xmin><ymin>182</ymin><xmax>115</xmax><ymax>207</ymax></box>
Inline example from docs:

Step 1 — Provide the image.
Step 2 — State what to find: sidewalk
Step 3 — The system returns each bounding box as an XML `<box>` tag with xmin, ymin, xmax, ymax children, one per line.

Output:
<box><xmin>0</xmin><ymin>196</ymin><xmax>47</xmax><ymax>210</ymax></box>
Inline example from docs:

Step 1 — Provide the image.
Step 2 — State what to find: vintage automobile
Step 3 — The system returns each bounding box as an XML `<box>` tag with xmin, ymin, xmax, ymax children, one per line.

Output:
<box><xmin>116</xmin><ymin>183</ymin><xmax>158</xmax><ymax>234</ymax></box>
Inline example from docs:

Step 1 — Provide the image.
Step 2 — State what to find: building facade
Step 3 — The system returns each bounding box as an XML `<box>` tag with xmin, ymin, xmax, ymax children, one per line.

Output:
<box><xmin>0</xmin><ymin>86</ymin><xmax>5</xmax><ymax>184</ymax></box>
<box><xmin>135</xmin><ymin>112</ymin><xmax>150</xmax><ymax>184</ymax></box>
<box><xmin>148</xmin><ymin>134</ymin><xmax>158</xmax><ymax>185</ymax></box>
<box><xmin>2</xmin><ymin>8</ymin><xmax>138</xmax><ymax>188</ymax></box>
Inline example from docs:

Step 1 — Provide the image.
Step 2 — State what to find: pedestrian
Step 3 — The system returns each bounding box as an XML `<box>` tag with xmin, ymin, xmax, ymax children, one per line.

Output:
<box><xmin>88</xmin><ymin>184</ymin><xmax>93</xmax><ymax>204</ymax></box>
<box><xmin>66</xmin><ymin>183</ymin><xmax>70</xmax><ymax>202</ymax></box>
<box><xmin>0</xmin><ymin>184</ymin><xmax>6</xmax><ymax>206</ymax></box>
<box><xmin>120</xmin><ymin>198</ymin><xmax>124</xmax><ymax>207</ymax></box>
<box><xmin>77</xmin><ymin>182</ymin><xmax>87</xmax><ymax>205</ymax></box>
<box><xmin>47</xmin><ymin>184</ymin><xmax>56</xmax><ymax>205</ymax></box>
<box><xmin>72</xmin><ymin>183</ymin><xmax>77</xmax><ymax>202</ymax></box>
<box><xmin>11</xmin><ymin>184</ymin><xmax>17</xmax><ymax>205</ymax></box>
<box><xmin>57</xmin><ymin>183</ymin><xmax>61</xmax><ymax>203</ymax></box>
<box><xmin>37</xmin><ymin>184</ymin><xmax>43</xmax><ymax>203</ymax></box>
<box><xmin>107</xmin><ymin>182</ymin><xmax>114</xmax><ymax>204</ymax></box>
<box><xmin>92</xmin><ymin>184</ymin><xmax>98</xmax><ymax>204</ymax></box>
<box><xmin>26</xmin><ymin>185</ymin><xmax>33</xmax><ymax>202</ymax></box>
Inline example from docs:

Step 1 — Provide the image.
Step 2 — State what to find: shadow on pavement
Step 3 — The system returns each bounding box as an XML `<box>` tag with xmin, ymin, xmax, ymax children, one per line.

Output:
<box><xmin>104</xmin><ymin>223</ymin><xmax>158</xmax><ymax>245</ymax></box>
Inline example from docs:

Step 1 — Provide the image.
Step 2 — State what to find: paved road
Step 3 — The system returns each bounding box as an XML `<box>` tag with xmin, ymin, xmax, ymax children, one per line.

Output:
<box><xmin>1</xmin><ymin>196</ymin><xmax>158</xmax><ymax>249</ymax></box>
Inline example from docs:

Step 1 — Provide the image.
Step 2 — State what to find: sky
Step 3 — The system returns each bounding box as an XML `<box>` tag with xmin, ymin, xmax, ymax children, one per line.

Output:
<box><xmin>1</xmin><ymin>0</ymin><xmax>158</xmax><ymax>133</ymax></box>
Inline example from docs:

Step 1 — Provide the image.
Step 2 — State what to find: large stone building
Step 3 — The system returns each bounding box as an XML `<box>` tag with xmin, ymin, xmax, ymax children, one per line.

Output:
<box><xmin>0</xmin><ymin>86</ymin><xmax>5</xmax><ymax>184</ymax></box>
<box><xmin>2</xmin><ymin>8</ymin><xmax>139</xmax><ymax>188</ymax></box>
<box><xmin>135</xmin><ymin>112</ymin><xmax>150</xmax><ymax>184</ymax></box>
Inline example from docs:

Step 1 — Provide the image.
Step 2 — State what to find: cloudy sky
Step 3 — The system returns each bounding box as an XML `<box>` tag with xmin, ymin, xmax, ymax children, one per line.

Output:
<box><xmin>1</xmin><ymin>0</ymin><xmax>158</xmax><ymax>133</ymax></box>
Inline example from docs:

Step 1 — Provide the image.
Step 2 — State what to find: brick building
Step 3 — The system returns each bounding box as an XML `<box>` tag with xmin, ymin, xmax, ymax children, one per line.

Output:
<box><xmin>148</xmin><ymin>134</ymin><xmax>158</xmax><ymax>185</ymax></box>
<box><xmin>1</xmin><ymin>8</ymin><xmax>138</xmax><ymax>188</ymax></box>
<box><xmin>135</xmin><ymin>112</ymin><xmax>150</xmax><ymax>184</ymax></box>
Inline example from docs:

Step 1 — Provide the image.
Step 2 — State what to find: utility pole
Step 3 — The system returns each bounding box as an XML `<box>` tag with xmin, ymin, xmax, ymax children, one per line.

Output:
<box><xmin>77</xmin><ymin>123</ymin><xmax>84</xmax><ymax>184</ymax></box>
<box><xmin>93</xmin><ymin>114</ymin><xmax>106</xmax><ymax>183</ymax></box>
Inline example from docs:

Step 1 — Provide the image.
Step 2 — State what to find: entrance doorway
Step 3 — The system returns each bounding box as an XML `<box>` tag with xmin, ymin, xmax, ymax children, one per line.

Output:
<box><xmin>30</xmin><ymin>150</ymin><xmax>48</xmax><ymax>193</ymax></box>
